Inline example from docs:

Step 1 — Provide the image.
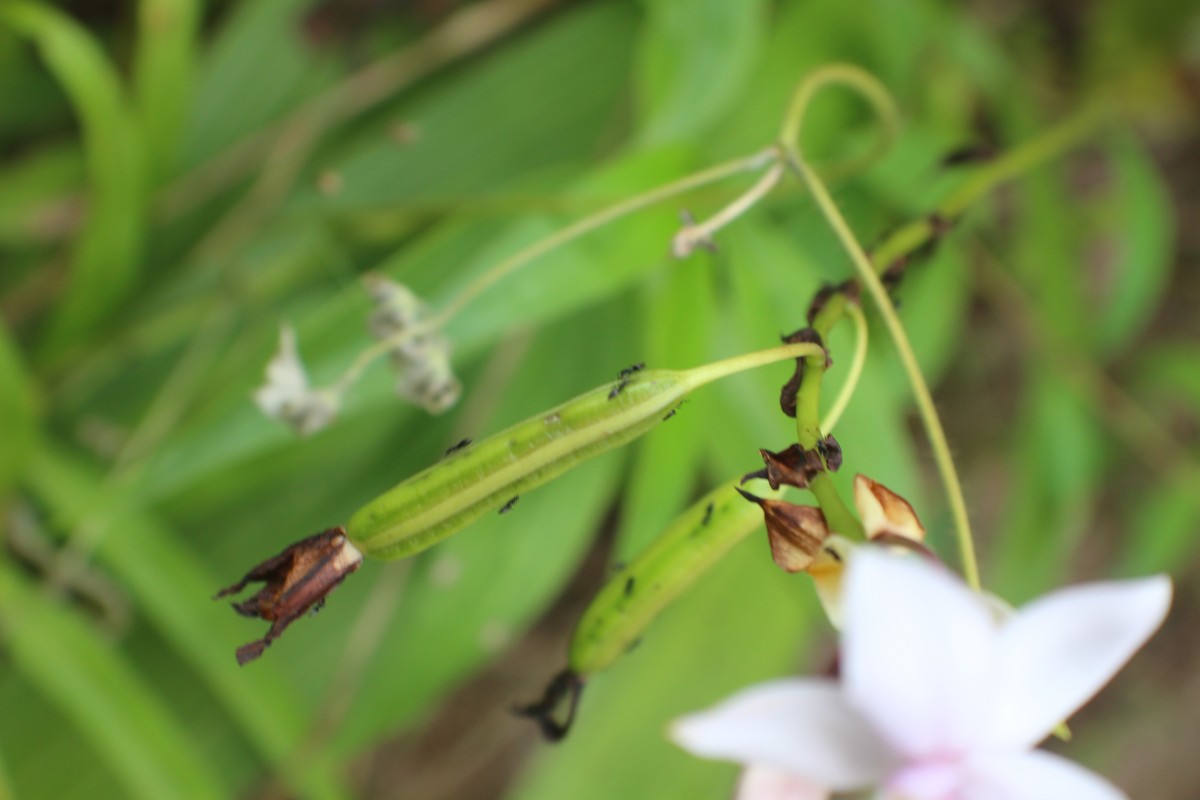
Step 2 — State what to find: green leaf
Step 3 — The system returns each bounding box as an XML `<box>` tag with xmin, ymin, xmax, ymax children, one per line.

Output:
<box><xmin>26</xmin><ymin>448</ymin><xmax>351</xmax><ymax>800</ymax></box>
<box><xmin>0</xmin><ymin>139</ymin><xmax>84</xmax><ymax>247</ymax></box>
<box><xmin>0</xmin><ymin>320</ymin><xmax>37</xmax><ymax>493</ymax></box>
<box><xmin>633</xmin><ymin>0</ymin><xmax>768</xmax><ymax>145</ymax></box>
<box><xmin>179</xmin><ymin>0</ymin><xmax>334</xmax><ymax>168</ymax></box>
<box><xmin>1119</xmin><ymin>478</ymin><xmax>1200</xmax><ymax>577</ymax></box>
<box><xmin>134</xmin><ymin>0</ymin><xmax>200</xmax><ymax>181</ymax></box>
<box><xmin>1094</xmin><ymin>130</ymin><xmax>1173</xmax><ymax>355</ymax></box>
<box><xmin>293</xmin><ymin>2</ymin><xmax>637</xmax><ymax>215</ymax></box>
<box><xmin>1</xmin><ymin>1</ymin><xmax>145</xmax><ymax>355</ymax></box>
<box><xmin>0</xmin><ymin>562</ymin><xmax>227</xmax><ymax>800</ymax></box>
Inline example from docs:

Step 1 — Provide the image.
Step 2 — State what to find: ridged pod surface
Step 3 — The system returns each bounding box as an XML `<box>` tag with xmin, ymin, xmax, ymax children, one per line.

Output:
<box><xmin>567</xmin><ymin>478</ymin><xmax>778</xmax><ymax>676</ymax></box>
<box><xmin>347</xmin><ymin>370</ymin><xmax>691</xmax><ymax>559</ymax></box>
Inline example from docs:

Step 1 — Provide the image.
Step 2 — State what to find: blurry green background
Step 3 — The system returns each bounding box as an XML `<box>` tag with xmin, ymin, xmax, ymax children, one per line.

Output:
<box><xmin>1</xmin><ymin>0</ymin><xmax>1199</xmax><ymax>797</ymax></box>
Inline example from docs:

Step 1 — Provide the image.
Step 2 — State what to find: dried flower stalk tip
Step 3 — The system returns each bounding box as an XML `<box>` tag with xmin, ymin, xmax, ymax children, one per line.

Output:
<box><xmin>736</xmin><ymin>489</ymin><xmax>829</xmax><ymax>573</ymax></box>
<box><xmin>778</xmin><ymin>328</ymin><xmax>827</xmax><ymax>419</ymax></box>
<box><xmin>362</xmin><ymin>273</ymin><xmax>461</xmax><ymax>415</ymax></box>
<box><xmin>254</xmin><ymin>325</ymin><xmax>341</xmax><ymax>436</ymax></box>
<box><xmin>741</xmin><ymin>443</ymin><xmax>827</xmax><ymax>490</ymax></box>
<box><xmin>854</xmin><ymin>474</ymin><xmax>926</xmax><ymax>543</ymax></box>
<box><xmin>215</xmin><ymin>527</ymin><xmax>363</xmax><ymax>665</ymax></box>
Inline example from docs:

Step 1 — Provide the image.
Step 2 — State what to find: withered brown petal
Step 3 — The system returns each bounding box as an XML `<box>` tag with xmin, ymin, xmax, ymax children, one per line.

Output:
<box><xmin>853</xmin><ymin>475</ymin><xmax>926</xmax><ymax>543</ymax></box>
<box><xmin>778</xmin><ymin>328</ymin><xmax>827</xmax><ymax>418</ymax></box>
<box><xmin>806</xmin><ymin>279</ymin><xmax>859</xmax><ymax>326</ymax></box>
<box><xmin>214</xmin><ymin>527</ymin><xmax>363</xmax><ymax>665</ymax></box>
<box><xmin>745</xmin><ymin>444</ymin><xmax>825</xmax><ymax>490</ymax></box>
<box><xmin>736</xmin><ymin>489</ymin><xmax>830</xmax><ymax>573</ymax></box>
<box><xmin>816</xmin><ymin>435</ymin><xmax>843</xmax><ymax>472</ymax></box>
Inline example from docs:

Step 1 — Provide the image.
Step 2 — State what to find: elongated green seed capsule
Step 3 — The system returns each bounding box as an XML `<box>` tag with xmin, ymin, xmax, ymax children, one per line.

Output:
<box><xmin>567</xmin><ymin>477</ymin><xmax>778</xmax><ymax>677</ymax></box>
<box><xmin>347</xmin><ymin>343</ymin><xmax>822</xmax><ymax>560</ymax></box>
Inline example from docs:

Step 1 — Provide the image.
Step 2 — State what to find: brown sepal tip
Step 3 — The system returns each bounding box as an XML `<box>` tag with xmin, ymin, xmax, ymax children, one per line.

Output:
<box><xmin>214</xmin><ymin>527</ymin><xmax>363</xmax><ymax>666</ymax></box>
<box><xmin>743</xmin><ymin>443</ymin><xmax>833</xmax><ymax>491</ymax></box>
<box><xmin>854</xmin><ymin>475</ymin><xmax>926</xmax><ymax>544</ymax></box>
<box><xmin>736</xmin><ymin>488</ymin><xmax>830</xmax><ymax>573</ymax></box>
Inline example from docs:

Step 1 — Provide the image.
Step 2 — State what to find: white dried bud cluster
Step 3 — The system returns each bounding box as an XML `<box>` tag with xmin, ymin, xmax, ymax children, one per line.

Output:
<box><xmin>362</xmin><ymin>273</ymin><xmax>461</xmax><ymax>414</ymax></box>
<box><xmin>254</xmin><ymin>326</ymin><xmax>340</xmax><ymax>436</ymax></box>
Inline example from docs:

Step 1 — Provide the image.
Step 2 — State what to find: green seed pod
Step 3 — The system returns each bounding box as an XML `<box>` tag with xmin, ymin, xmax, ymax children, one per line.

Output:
<box><xmin>567</xmin><ymin>477</ymin><xmax>776</xmax><ymax>677</ymax></box>
<box><xmin>347</xmin><ymin>343</ymin><xmax>822</xmax><ymax>560</ymax></box>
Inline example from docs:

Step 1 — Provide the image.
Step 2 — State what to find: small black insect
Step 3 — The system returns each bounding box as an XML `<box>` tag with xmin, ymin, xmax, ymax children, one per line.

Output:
<box><xmin>624</xmin><ymin>576</ymin><xmax>635</xmax><ymax>597</ymax></box>
<box><xmin>499</xmin><ymin>496</ymin><xmax>520</xmax><ymax>514</ymax></box>
<box><xmin>608</xmin><ymin>363</ymin><xmax>645</xmax><ymax>400</ymax></box>
<box><xmin>701</xmin><ymin>502</ymin><xmax>715</xmax><ymax>527</ymax></box>
<box><xmin>444</xmin><ymin>438</ymin><xmax>472</xmax><ymax>456</ymax></box>
<box><xmin>618</xmin><ymin>362</ymin><xmax>645</xmax><ymax>379</ymax></box>
<box><xmin>662</xmin><ymin>408</ymin><xmax>677</xmax><ymax>421</ymax></box>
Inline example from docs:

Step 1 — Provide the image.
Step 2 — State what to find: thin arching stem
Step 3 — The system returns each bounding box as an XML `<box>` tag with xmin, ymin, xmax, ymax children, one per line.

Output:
<box><xmin>779</xmin><ymin>65</ymin><xmax>980</xmax><ymax>589</ymax></box>
<box><xmin>821</xmin><ymin>301</ymin><xmax>868</xmax><ymax>435</ymax></box>
<box><xmin>785</xmin><ymin>149</ymin><xmax>981</xmax><ymax>590</ymax></box>
<box><xmin>332</xmin><ymin>148</ymin><xmax>780</xmax><ymax>391</ymax></box>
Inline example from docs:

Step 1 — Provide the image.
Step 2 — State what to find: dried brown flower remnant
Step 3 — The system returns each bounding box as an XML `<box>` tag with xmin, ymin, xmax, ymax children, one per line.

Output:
<box><xmin>735</xmin><ymin>489</ymin><xmax>829</xmax><ymax>573</ymax></box>
<box><xmin>215</xmin><ymin>527</ymin><xmax>363</xmax><ymax>665</ymax></box>
<box><xmin>778</xmin><ymin>328</ymin><xmax>827</xmax><ymax>418</ymax></box>
<box><xmin>854</xmin><ymin>475</ymin><xmax>925</xmax><ymax>543</ymax></box>
<box><xmin>741</xmin><ymin>438</ymin><xmax>841</xmax><ymax>490</ymax></box>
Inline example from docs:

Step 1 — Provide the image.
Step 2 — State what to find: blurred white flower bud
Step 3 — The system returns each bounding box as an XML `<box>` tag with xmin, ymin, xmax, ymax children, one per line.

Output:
<box><xmin>362</xmin><ymin>273</ymin><xmax>461</xmax><ymax>415</ymax></box>
<box><xmin>254</xmin><ymin>326</ymin><xmax>340</xmax><ymax>436</ymax></box>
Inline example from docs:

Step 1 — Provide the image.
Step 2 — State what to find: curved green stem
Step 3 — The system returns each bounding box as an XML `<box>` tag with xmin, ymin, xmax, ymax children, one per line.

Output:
<box><xmin>821</xmin><ymin>301</ymin><xmax>868</xmax><ymax>435</ymax></box>
<box><xmin>332</xmin><ymin>148</ymin><xmax>780</xmax><ymax>392</ymax></box>
<box><xmin>870</xmin><ymin>101</ymin><xmax>1109</xmax><ymax>269</ymax></box>
<box><xmin>780</xmin><ymin>64</ymin><xmax>902</xmax><ymax>178</ymax></box>
<box><xmin>785</xmin><ymin>148</ymin><xmax>980</xmax><ymax>590</ymax></box>
<box><xmin>683</xmin><ymin>341</ymin><xmax>827</xmax><ymax>388</ymax></box>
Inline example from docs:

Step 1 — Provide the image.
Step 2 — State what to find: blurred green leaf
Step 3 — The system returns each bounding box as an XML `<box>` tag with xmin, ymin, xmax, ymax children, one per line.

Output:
<box><xmin>0</xmin><ymin>321</ymin><xmax>37</xmax><ymax>493</ymax></box>
<box><xmin>26</xmin><ymin>448</ymin><xmax>351</xmax><ymax>800</ymax></box>
<box><xmin>1119</xmin><ymin>478</ymin><xmax>1200</xmax><ymax>577</ymax></box>
<box><xmin>1</xmin><ymin>1</ymin><xmax>145</xmax><ymax>355</ymax></box>
<box><xmin>0</xmin><ymin>140</ymin><xmax>83</xmax><ymax>248</ymax></box>
<box><xmin>511</xmin><ymin>530</ymin><xmax>821</xmax><ymax>800</ymax></box>
<box><xmin>293</xmin><ymin>2</ymin><xmax>637</xmax><ymax>215</ymax></box>
<box><xmin>0</xmin><ymin>562</ymin><xmax>227</xmax><ymax>800</ymax></box>
<box><xmin>134</xmin><ymin>0</ymin><xmax>200</xmax><ymax>181</ymax></box>
<box><xmin>633</xmin><ymin>0</ymin><xmax>767</xmax><ymax>145</ymax></box>
<box><xmin>179</xmin><ymin>0</ymin><xmax>334</xmax><ymax>169</ymax></box>
<box><xmin>1094</xmin><ymin>130</ymin><xmax>1173</xmax><ymax>354</ymax></box>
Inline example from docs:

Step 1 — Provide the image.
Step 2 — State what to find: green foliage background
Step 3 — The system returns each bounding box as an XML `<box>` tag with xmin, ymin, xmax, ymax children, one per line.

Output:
<box><xmin>1</xmin><ymin>0</ymin><xmax>1197</xmax><ymax>797</ymax></box>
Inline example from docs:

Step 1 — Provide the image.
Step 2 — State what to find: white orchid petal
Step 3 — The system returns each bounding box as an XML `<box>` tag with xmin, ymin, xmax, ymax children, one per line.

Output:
<box><xmin>670</xmin><ymin>680</ymin><xmax>894</xmax><ymax>790</ymax></box>
<box><xmin>961</xmin><ymin>750</ymin><xmax>1127</xmax><ymax>800</ymax></box>
<box><xmin>993</xmin><ymin>575</ymin><xmax>1171</xmax><ymax>747</ymax></box>
<box><xmin>842</xmin><ymin>550</ymin><xmax>999</xmax><ymax>758</ymax></box>
<box><xmin>736</xmin><ymin>765</ymin><xmax>830</xmax><ymax>800</ymax></box>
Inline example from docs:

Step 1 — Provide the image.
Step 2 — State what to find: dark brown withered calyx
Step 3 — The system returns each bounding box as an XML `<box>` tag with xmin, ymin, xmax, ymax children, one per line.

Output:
<box><xmin>806</xmin><ymin>279</ymin><xmax>859</xmax><ymax>326</ymax></box>
<box><xmin>741</xmin><ymin>437</ymin><xmax>841</xmax><ymax>490</ymax></box>
<box><xmin>778</xmin><ymin>327</ymin><xmax>827</xmax><ymax>419</ymax></box>
<box><xmin>214</xmin><ymin>527</ymin><xmax>363</xmax><ymax>665</ymax></box>
<box><xmin>735</xmin><ymin>489</ymin><xmax>830</xmax><ymax>573</ymax></box>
